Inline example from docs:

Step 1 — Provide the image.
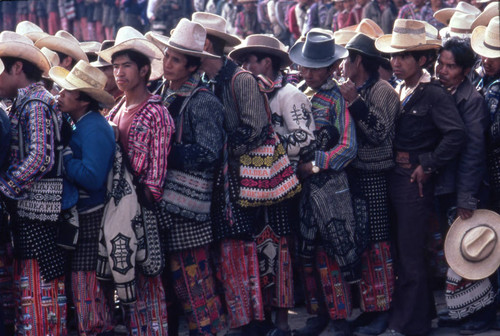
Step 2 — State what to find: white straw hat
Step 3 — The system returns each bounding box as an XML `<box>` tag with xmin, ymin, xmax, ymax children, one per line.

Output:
<box><xmin>0</xmin><ymin>31</ymin><xmax>51</xmax><ymax>75</ymax></box>
<box><xmin>192</xmin><ymin>12</ymin><xmax>242</xmax><ymax>47</ymax></box>
<box><xmin>35</xmin><ymin>30</ymin><xmax>88</xmax><ymax>63</ymax></box>
<box><xmin>434</xmin><ymin>1</ymin><xmax>481</xmax><ymax>25</ymax></box>
<box><xmin>440</xmin><ymin>12</ymin><xmax>476</xmax><ymax>39</ymax></box>
<box><xmin>471</xmin><ymin>2</ymin><xmax>500</xmax><ymax>30</ymax></box>
<box><xmin>229</xmin><ymin>34</ymin><xmax>290</xmax><ymax>68</ymax></box>
<box><xmin>471</xmin><ymin>16</ymin><xmax>500</xmax><ymax>59</ymax></box>
<box><xmin>15</xmin><ymin>21</ymin><xmax>49</xmax><ymax>42</ymax></box>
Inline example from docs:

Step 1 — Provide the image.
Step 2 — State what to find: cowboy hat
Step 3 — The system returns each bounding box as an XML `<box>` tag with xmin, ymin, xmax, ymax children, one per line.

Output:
<box><xmin>15</xmin><ymin>21</ymin><xmax>49</xmax><ymax>42</ymax></box>
<box><xmin>192</xmin><ymin>12</ymin><xmax>242</xmax><ymax>47</ymax></box>
<box><xmin>440</xmin><ymin>12</ymin><xmax>475</xmax><ymax>39</ymax></box>
<box><xmin>90</xmin><ymin>40</ymin><xmax>114</xmax><ymax>68</ymax></box>
<box><xmin>80</xmin><ymin>41</ymin><xmax>102</xmax><ymax>55</ymax></box>
<box><xmin>145</xmin><ymin>31</ymin><xmax>169</xmax><ymax>52</ymax></box>
<box><xmin>98</xmin><ymin>26</ymin><xmax>164</xmax><ymax>81</ymax></box>
<box><xmin>0</xmin><ymin>31</ymin><xmax>51</xmax><ymax>75</ymax></box>
<box><xmin>296</xmin><ymin>28</ymin><xmax>334</xmax><ymax>43</ymax></box>
<box><xmin>49</xmin><ymin>60</ymin><xmax>115</xmax><ymax>107</ymax></box>
<box><xmin>471</xmin><ymin>2</ymin><xmax>500</xmax><ymax>30</ymax></box>
<box><xmin>434</xmin><ymin>1</ymin><xmax>481</xmax><ymax>25</ymax></box>
<box><xmin>289</xmin><ymin>31</ymin><xmax>348</xmax><ymax>68</ymax></box>
<box><xmin>40</xmin><ymin>47</ymin><xmax>60</xmax><ymax>80</ymax></box>
<box><xmin>375</xmin><ymin>19</ymin><xmax>441</xmax><ymax>54</ymax></box>
<box><xmin>471</xmin><ymin>16</ymin><xmax>500</xmax><ymax>59</ymax></box>
<box><xmin>148</xmin><ymin>19</ymin><xmax>219</xmax><ymax>59</ymax></box>
<box><xmin>334</xmin><ymin>18</ymin><xmax>384</xmax><ymax>46</ymax></box>
<box><xmin>445</xmin><ymin>209</ymin><xmax>500</xmax><ymax>280</ymax></box>
<box><xmin>229</xmin><ymin>34</ymin><xmax>291</xmax><ymax>68</ymax></box>
<box><xmin>345</xmin><ymin>33</ymin><xmax>383</xmax><ymax>59</ymax></box>
<box><xmin>35</xmin><ymin>30</ymin><xmax>88</xmax><ymax>63</ymax></box>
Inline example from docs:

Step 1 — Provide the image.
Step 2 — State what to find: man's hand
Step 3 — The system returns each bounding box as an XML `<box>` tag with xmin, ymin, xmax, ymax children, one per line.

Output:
<box><xmin>410</xmin><ymin>165</ymin><xmax>431</xmax><ymax>197</ymax></box>
<box><xmin>338</xmin><ymin>79</ymin><xmax>359</xmax><ymax>104</ymax></box>
<box><xmin>457</xmin><ymin>208</ymin><xmax>474</xmax><ymax>220</ymax></box>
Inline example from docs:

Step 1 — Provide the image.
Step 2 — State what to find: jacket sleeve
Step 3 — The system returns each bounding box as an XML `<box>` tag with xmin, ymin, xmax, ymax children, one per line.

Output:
<box><xmin>0</xmin><ymin>101</ymin><xmax>55</xmax><ymax>199</ymax></box>
<box><xmin>418</xmin><ymin>87</ymin><xmax>466</xmax><ymax>173</ymax></box>
<box><xmin>456</xmin><ymin>95</ymin><xmax>488</xmax><ymax>210</ymax></box>
<box><xmin>348</xmin><ymin>80</ymin><xmax>399</xmax><ymax>145</ymax></box>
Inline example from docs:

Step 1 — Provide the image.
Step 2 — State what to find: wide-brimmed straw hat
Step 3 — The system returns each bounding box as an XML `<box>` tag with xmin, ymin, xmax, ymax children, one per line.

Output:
<box><xmin>80</xmin><ymin>41</ymin><xmax>102</xmax><ymax>56</ymax></box>
<box><xmin>229</xmin><ymin>34</ymin><xmax>291</xmax><ymax>68</ymax></box>
<box><xmin>334</xmin><ymin>18</ymin><xmax>384</xmax><ymax>46</ymax></box>
<box><xmin>192</xmin><ymin>12</ymin><xmax>241</xmax><ymax>47</ymax></box>
<box><xmin>434</xmin><ymin>1</ymin><xmax>481</xmax><ymax>25</ymax></box>
<box><xmin>35</xmin><ymin>30</ymin><xmax>88</xmax><ymax>63</ymax></box>
<box><xmin>289</xmin><ymin>31</ymin><xmax>348</xmax><ymax>68</ymax></box>
<box><xmin>440</xmin><ymin>12</ymin><xmax>475</xmax><ymax>39</ymax></box>
<box><xmin>148</xmin><ymin>19</ymin><xmax>219</xmax><ymax>59</ymax></box>
<box><xmin>471</xmin><ymin>2</ymin><xmax>500</xmax><ymax>30</ymax></box>
<box><xmin>90</xmin><ymin>40</ymin><xmax>114</xmax><ymax>68</ymax></box>
<box><xmin>15</xmin><ymin>21</ymin><xmax>49</xmax><ymax>42</ymax></box>
<box><xmin>345</xmin><ymin>33</ymin><xmax>383</xmax><ymax>59</ymax></box>
<box><xmin>40</xmin><ymin>47</ymin><xmax>60</xmax><ymax>80</ymax></box>
<box><xmin>471</xmin><ymin>16</ymin><xmax>500</xmax><ymax>59</ymax></box>
<box><xmin>445</xmin><ymin>209</ymin><xmax>500</xmax><ymax>280</ymax></box>
<box><xmin>98</xmin><ymin>26</ymin><xmax>164</xmax><ymax>80</ymax></box>
<box><xmin>375</xmin><ymin>19</ymin><xmax>441</xmax><ymax>54</ymax></box>
<box><xmin>0</xmin><ymin>31</ymin><xmax>51</xmax><ymax>75</ymax></box>
<box><xmin>49</xmin><ymin>60</ymin><xmax>115</xmax><ymax>107</ymax></box>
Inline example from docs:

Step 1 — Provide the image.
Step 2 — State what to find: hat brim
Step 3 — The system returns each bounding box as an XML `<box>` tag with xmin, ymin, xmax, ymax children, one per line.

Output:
<box><xmin>35</xmin><ymin>36</ymin><xmax>88</xmax><ymax>63</ymax></box>
<box><xmin>289</xmin><ymin>41</ymin><xmax>348</xmax><ymax>68</ymax></box>
<box><xmin>471</xmin><ymin>26</ymin><xmax>500</xmax><ymax>59</ymax></box>
<box><xmin>229</xmin><ymin>45</ymin><xmax>291</xmax><ymax>68</ymax></box>
<box><xmin>471</xmin><ymin>3</ymin><xmax>499</xmax><ymax>29</ymax></box>
<box><xmin>205</xmin><ymin>29</ymin><xmax>241</xmax><ymax>47</ymax></box>
<box><xmin>49</xmin><ymin>66</ymin><xmax>116</xmax><ymax>108</ymax></box>
<box><xmin>90</xmin><ymin>59</ymin><xmax>111</xmax><ymax>68</ymax></box>
<box><xmin>433</xmin><ymin>8</ymin><xmax>457</xmax><ymax>25</ymax></box>
<box><xmin>0</xmin><ymin>41</ymin><xmax>51</xmax><ymax>75</ymax></box>
<box><xmin>444</xmin><ymin>209</ymin><xmax>500</xmax><ymax>280</ymax></box>
<box><xmin>439</xmin><ymin>27</ymin><xmax>471</xmax><ymax>40</ymax></box>
<box><xmin>375</xmin><ymin>34</ymin><xmax>441</xmax><ymax>54</ymax></box>
<box><xmin>150</xmin><ymin>33</ymin><xmax>220</xmax><ymax>59</ymax></box>
<box><xmin>24</xmin><ymin>31</ymin><xmax>50</xmax><ymax>43</ymax></box>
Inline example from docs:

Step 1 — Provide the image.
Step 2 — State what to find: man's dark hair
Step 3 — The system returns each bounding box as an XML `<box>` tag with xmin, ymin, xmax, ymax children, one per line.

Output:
<box><xmin>440</xmin><ymin>37</ymin><xmax>476</xmax><ymax>71</ymax></box>
<box><xmin>111</xmin><ymin>49</ymin><xmax>152</xmax><ymax>82</ymax></box>
<box><xmin>77</xmin><ymin>91</ymin><xmax>100</xmax><ymax>112</ymax></box>
<box><xmin>206</xmin><ymin>35</ymin><xmax>226</xmax><ymax>57</ymax></box>
<box><xmin>55</xmin><ymin>51</ymin><xmax>77</xmax><ymax>69</ymax></box>
<box><xmin>250</xmin><ymin>52</ymin><xmax>282</xmax><ymax>75</ymax></box>
<box><xmin>347</xmin><ymin>50</ymin><xmax>380</xmax><ymax>77</ymax></box>
<box><xmin>395</xmin><ymin>49</ymin><xmax>437</xmax><ymax>70</ymax></box>
<box><xmin>1</xmin><ymin>56</ymin><xmax>43</xmax><ymax>82</ymax></box>
<box><xmin>184</xmin><ymin>54</ymin><xmax>202</xmax><ymax>72</ymax></box>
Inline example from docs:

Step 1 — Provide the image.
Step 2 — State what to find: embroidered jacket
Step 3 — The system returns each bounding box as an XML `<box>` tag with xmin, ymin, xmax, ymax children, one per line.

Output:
<box><xmin>0</xmin><ymin>82</ymin><xmax>59</xmax><ymax>199</ymax></box>
<box><xmin>108</xmin><ymin>94</ymin><xmax>174</xmax><ymax>201</ymax></box>
<box><xmin>308</xmin><ymin>78</ymin><xmax>357</xmax><ymax>170</ymax></box>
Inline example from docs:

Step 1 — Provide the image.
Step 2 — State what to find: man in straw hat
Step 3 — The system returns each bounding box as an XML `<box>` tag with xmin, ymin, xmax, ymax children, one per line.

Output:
<box><xmin>288</xmin><ymin>31</ymin><xmax>358</xmax><ymax>336</ymax></box>
<box><xmin>375</xmin><ymin>19</ymin><xmax>466</xmax><ymax>336</ymax></box>
<box><xmin>229</xmin><ymin>33</ymin><xmax>316</xmax><ymax>336</ymax></box>
<box><xmin>194</xmin><ymin>11</ymin><xmax>271</xmax><ymax>335</ymax></box>
<box><xmin>49</xmin><ymin>59</ymin><xmax>116</xmax><ymax>336</ymax></box>
<box><xmin>0</xmin><ymin>31</ymin><xmax>68</xmax><ymax>335</ymax></box>
<box><xmin>98</xmin><ymin>25</ymin><xmax>174</xmax><ymax>335</ymax></box>
<box><xmin>337</xmin><ymin>32</ymin><xmax>399</xmax><ymax>336</ymax></box>
<box><xmin>144</xmin><ymin>18</ymin><xmax>227</xmax><ymax>336</ymax></box>
<box><xmin>35</xmin><ymin>30</ymin><xmax>88</xmax><ymax>71</ymax></box>
<box><xmin>434</xmin><ymin>36</ymin><xmax>493</xmax><ymax>334</ymax></box>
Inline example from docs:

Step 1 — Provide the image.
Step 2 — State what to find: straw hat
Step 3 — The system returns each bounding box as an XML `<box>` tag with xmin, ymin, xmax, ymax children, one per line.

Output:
<box><xmin>148</xmin><ymin>19</ymin><xmax>219</xmax><ymax>59</ymax></box>
<box><xmin>98</xmin><ymin>26</ymin><xmax>164</xmax><ymax>81</ymax></box>
<box><xmin>49</xmin><ymin>60</ymin><xmax>115</xmax><ymax>107</ymax></box>
<box><xmin>0</xmin><ymin>31</ymin><xmax>51</xmax><ymax>75</ymax></box>
<box><xmin>375</xmin><ymin>19</ymin><xmax>441</xmax><ymax>54</ymax></box>
<box><xmin>90</xmin><ymin>40</ymin><xmax>114</xmax><ymax>68</ymax></box>
<box><xmin>471</xmin><ymin>2</ymin><xmax>500</xmax><ymax>30</ymax></box>
<box><xmin>440</xmin><ymin>12</ymin><xmax>475</xmax><ymax>39</ymax></box>
<box><xmin>35</xmin><ymin>30</ymin><xmax>88</xmax><ymax>63</ymax></box>
<box><xmin>191</xmin><ymin>12</ymin><xmax>241</xmax><ymax>47</ymax></box>
<box><xmin>15</xmin><ymin>21</ymin><xmax>49</xmax><ymax>42</ymax></box>
<box><xmin>289</xmin><ymin>31</ymin><xmax>348</xmax><ymax>68</ymax></box>
<box><xmin>80</xmin><ymin>41</ymin><xmax>102</xmax><ymax>56</ymax></box>
<box><xmin>41</xmin><ymin>47</ymin><xmax>60</xmax><ymax>68</ymax></box>
<box><xmin>445</xmin><ymin>209</ymin><xmax>500</xmax><ymax>280</ymax></box>
<box><xmin>471</xmin><ymin>16</ymin><xmax>500</xmax><ymax>59</ymax></box>
<box><xmin>145</xmin><ymin>31</ymin><xmax>169</xmax><ymax>52</ymax></box>
<box><xmin>434</xmin><ymin>1</ymin><xmax>481</xmax><ymax>25</ymax></box>
<box><xmin>334</xmin><ymin>18</ymin><xmax>384</xmax><ymax>46</ymax></box>
<box><xmin>229</xmin><ymin>34</ymin><xmax>291</xmax><ymax>68</ymax></box>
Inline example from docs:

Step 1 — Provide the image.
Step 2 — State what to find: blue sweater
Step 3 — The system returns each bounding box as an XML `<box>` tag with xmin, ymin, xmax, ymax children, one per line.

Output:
<box><xmin>64</xmin><ymin>111</ymin><xmax>115</xmax><ymax>212</ymax></box>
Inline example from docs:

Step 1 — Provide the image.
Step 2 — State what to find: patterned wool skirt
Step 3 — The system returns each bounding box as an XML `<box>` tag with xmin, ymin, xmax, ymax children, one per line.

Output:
<box><xmin>169</xmin><ymin>245</ymin><xmax>226</xmax><ymax>335</ymax></box>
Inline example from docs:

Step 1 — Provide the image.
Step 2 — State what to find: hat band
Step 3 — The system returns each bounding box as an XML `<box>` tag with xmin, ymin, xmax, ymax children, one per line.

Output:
<box><xmin>460</xmin><ymin>224</ymin><xmax>497</xmax><ymax>262</ymax></box>
<box><xmin>168</xmin><ymin>40</ymin><xmax>203</xmax><ymax>54</ymax></box>
<box><xmin>393</xmin><ymin>26</ymin><xmax>425</xmax><ymax>35</ymax></box>
<box><xmin>450</xmin><ymin>27</ymin><xmax>472</xmax><ymax>34</ymax></box>
<box><xmin>484</xmin><ymin>41</ymin><xmax>500</xmax><ymax>51</ymax></box>
<box><xmin>69</xmin><ymin>68</ymin><xmax>103</xmax><ymax>89</ymax></box>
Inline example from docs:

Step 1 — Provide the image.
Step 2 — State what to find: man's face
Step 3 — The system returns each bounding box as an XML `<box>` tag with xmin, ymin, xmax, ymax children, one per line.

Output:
<box><xmin>300</xmin><ymin>65</ymin><xmax>333</xmax><ymax>90</ymax></box>
<box><xmin>112</xmin><ymin>54</ymin><xmax>145</xmax><ymax>93</ymax></box>
<box><xmin>391</xmin><ymin>53</ymin><xmax>421</xmax><ymax>81</ymax></box>
<box><xmin>101</xmin><ymin>65</ymin><xmax>118</xmax><ymax>94</ymax></box>
<box><xmin>57</xmin><ymin>89</ymin><xmax>87</xmax><ymax>116</ymax></box>
<box><xmin>482</xmin><ymin>56</ymin><xmax>500</xmax><ymax>78</ymax></box>
<box><xmin>163</xmin><ymin>48</ymin><xmax>197</xmax><ymax>87</ymax></box>
<box><xmin>0</xmin><ymin>67</ymin><xmax>18</xmax><ymax>99</ymax></box>
<box><xmin>340</xmin><ymin>55</ymin><xmax>356</xmax><ymax>81</ymax></box>
<box><xmin>242</xmin><ymin>54</ymin><xmax>266</xmax><ymax>76</ymax></box>
<box><xmin>436</xmin><ymin>50</ymin><xmax>466</xmax><ymax>89</ymax></box>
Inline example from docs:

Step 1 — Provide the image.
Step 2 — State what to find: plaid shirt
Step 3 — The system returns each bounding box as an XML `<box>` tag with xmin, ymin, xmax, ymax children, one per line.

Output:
<box><xmin>108</xmin><ymin>94</ymin><xmax>174</xmax><ymax>201</ymax></box>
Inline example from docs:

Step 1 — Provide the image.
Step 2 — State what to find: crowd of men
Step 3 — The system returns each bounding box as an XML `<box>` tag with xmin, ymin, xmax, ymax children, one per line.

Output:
<box><xmin>0</xmin><ymin>1</ymin><xmax>499</xmax><ymax>336</ymax></box>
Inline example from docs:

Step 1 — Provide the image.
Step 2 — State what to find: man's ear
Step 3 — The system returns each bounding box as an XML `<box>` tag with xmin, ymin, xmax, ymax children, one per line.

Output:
<box><xmin>418</xmin><ymin>55</ymin><xmax>428</xmax><ymax>68</ymax></box>
<box><xmin>11</xmin><ymin>60</ymin><xmax>24</xmax><ymax>75</ymax></box>
<box><xmin>139</xmin><ymin>64</ymin><xmax>149</xmax><ymax>78</ymax></box>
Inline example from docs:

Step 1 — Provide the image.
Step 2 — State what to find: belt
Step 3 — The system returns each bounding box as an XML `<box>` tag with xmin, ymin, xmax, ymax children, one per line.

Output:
<box><xmin>395</xmin><ymin>151</ymin><xmax>415</xmax><ymax>169</ymax></box>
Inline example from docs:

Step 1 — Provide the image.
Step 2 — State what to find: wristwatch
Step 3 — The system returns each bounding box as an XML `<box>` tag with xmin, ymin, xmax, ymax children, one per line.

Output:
<box><xmin>311</xmin><ymin>161</ymin><xmax>320</xmax><ymax>174</ymax></box>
